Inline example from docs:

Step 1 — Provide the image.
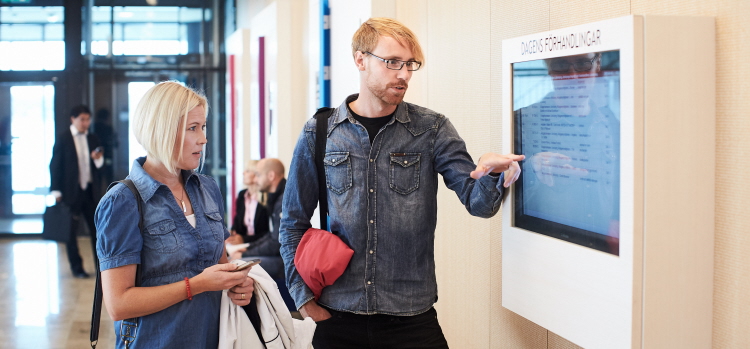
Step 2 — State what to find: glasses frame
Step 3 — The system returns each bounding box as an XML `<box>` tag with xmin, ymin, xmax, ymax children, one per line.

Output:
<box><xmin>549</xmin><ymin>53</ymin><xmax>601</xmax><ymax>73</ymax></box>
<box><xmin>364</xmin><ymin>51</ymin><xmax>422</xmax><ymax>71</ymax></box>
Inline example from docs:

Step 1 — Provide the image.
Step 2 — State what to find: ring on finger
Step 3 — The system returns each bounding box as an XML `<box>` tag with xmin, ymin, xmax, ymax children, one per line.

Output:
<box><xmin>241</xmin><ymin>293</ymin><xmax>245</xmax><ymax>300</ymax></box>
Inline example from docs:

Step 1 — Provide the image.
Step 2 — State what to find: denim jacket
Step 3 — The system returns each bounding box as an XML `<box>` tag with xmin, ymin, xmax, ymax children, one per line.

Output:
<box><xmin>280</xmin><ymin>94</ymin><xmax>506</xmax><ymax>316</ymax></box>
<box><xmin>95</xmin><ymin>157</ymin><xmax>229</xmax><ymax>348</ymax></box>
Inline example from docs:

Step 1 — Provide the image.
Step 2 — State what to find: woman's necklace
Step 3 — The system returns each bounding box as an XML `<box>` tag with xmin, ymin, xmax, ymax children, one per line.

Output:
<box><xmin>178</xmin><ymin>187</ymin><xmax>187</xmax><ymax>213</ymax></box>
<box><xmin>143</xmin><ymin>162</ymin><xmax>188</xmax><ymax>213</ymax></box>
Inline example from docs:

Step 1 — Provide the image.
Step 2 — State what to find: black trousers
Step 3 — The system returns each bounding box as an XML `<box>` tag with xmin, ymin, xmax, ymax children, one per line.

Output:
<box><xmin>65</xmin><ymin>185</ymin><xmax>98</xmax><ymax>274</ymax></box>
<box><xmin>312</xmin><ymin>307</ymin><xmax>450</xmax><ymax>349</ymax></box>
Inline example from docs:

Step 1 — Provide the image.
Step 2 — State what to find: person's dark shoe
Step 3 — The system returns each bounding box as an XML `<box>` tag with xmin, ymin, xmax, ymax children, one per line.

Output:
<box><xmin>73</xmin><ymin>270</ymin><xmax>91</xmax><ymax>279</ymax></box>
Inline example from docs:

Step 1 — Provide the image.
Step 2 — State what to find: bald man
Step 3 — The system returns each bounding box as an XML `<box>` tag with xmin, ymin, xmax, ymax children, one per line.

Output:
<box><xmin>241</xmin><ymin>158</ymin><xmax>286</xmax><ymax>278</ymax></box>
<box><xmin>254</xmin><ymin>158</ymin><xmax>285</xmax><ymax>194</ymax></box>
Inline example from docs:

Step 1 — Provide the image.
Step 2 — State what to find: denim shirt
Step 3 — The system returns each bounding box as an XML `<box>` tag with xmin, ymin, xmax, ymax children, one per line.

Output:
<box><xmin>95</xmin><ymin>157</ymin><xmax>229</xmax><ymax>348</ymax></box>
<box><xmin>280</xmin><ymin>94</ymin><xmax>506</xmax><ymax>316</ymax></box>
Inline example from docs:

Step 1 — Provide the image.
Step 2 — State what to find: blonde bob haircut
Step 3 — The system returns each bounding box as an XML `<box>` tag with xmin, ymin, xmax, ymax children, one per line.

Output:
<box><xmin>132</xmin><ymin>81</ymin><xmax>208</xmax><ymax>175</ymax></box>
<box><xmin>351</xmin><ymin>17</ymin><xmax>424</xmax><ymax>65</ymax></box>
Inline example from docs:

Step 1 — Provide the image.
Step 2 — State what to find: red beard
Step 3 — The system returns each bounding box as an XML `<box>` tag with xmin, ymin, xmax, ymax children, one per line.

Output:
<box><xmin>368</xmin><ymin>79</ymin><xmax>409</xmax><ymax>106</ymax></box>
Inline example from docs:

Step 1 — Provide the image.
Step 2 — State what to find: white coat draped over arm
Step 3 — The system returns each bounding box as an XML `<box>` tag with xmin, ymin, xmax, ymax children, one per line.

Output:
<box><xmin>218</xmin><ymin>264</ymin><xmax>316</xmax><ymax>349</ymax></box>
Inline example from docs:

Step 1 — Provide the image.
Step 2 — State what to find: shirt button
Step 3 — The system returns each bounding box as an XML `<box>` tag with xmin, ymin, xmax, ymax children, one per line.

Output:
<box><xmin>369</xmin><ymin>250</ymin><xmax>374</xmax><ymax>254</ymax></box>
<box><xmin>369</xmin><ymin>189</ymin><xmax>373</xmax><ymax>193</ymax></box>
<box><xmin>367</xmin><ymin>281</ymin><xmax>372</xmax><ymax>285</ymax></box>
<box><xmin>370</xmin><ymin>220</ymin><xmax>374</xmax><ymax>224</ymax></box>
<box><xmin>369</xmin><ymin>159</ymin><xmax>374</xmax><ymax>162</ymax></box>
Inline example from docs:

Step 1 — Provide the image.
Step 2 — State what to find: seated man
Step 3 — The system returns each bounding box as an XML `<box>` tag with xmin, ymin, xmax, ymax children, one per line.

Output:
<box><xmin>238</xmin><ymin>158</ymin><xmax>286</xmax><ymax>280</ymax></box>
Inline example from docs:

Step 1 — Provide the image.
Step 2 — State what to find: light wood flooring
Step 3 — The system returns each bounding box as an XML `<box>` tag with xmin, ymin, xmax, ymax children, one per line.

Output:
<box><xmin>0</xmin><ymin>237</ymin><xmax>116</xmax><ymax>349</ymax></box>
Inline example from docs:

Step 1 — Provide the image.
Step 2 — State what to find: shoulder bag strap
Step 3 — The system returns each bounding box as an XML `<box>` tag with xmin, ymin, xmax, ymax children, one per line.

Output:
<box><xmin>314</xmin><ymin>107</ymin><xmax>334</xmax><ymax>230</ymax></box>
<box><xmin>90</xmin><ymin>179</ymin><xmax>144</xmax><ymax>349</ymax></box>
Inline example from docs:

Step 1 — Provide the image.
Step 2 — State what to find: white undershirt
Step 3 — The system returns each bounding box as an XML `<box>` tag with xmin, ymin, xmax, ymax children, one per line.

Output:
<box><xmin>186</xmin><ymin>214</ymin><xmax>196</xmax><ymax>228</ymax></box>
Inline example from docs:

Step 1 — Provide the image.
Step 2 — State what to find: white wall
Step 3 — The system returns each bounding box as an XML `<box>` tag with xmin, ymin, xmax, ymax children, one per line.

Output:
<box><xmin>328</xmin><ymin>0</ymin><xmax>370</xmax><ymax>106</ymax></box>
<box><xmin>233</xmin><ymin>0</ymin><xmax>309</xmax><ymax>170</ymax></box>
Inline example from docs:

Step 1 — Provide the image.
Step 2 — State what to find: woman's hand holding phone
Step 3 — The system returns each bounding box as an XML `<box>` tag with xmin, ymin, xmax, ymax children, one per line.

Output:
<box><xmin>190</xmin><ymin>262</ymin><xmax>253</xmax><ymax>296</ymax></box>
<box><xmin>231</xmin><ymin>259</ymin><xmax>261</xmax><ymax>272</ymax></box>
<box><xmin>226</xmin><ymin>259</ymin><xmax>259</xmax><ymax>305</ymax></box>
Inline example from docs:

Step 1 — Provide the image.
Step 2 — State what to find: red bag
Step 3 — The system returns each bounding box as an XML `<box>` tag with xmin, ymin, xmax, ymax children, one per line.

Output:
<box><xmin>294</xmin><ymin>228</ymin><xmax>354</xmax><ymax>300</ymax></box>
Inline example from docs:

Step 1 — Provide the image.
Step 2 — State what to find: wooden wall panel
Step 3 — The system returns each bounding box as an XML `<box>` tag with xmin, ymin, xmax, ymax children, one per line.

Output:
<box><xmin>394</xmin><ymin>0</ymin><xmax>429</xmax><ymax>107</ymax></box>
<box><xmin>713</xmin><ymin>1</ymin><xmax>750</xmax><ymax>347</ymax></box>
<box><xmin>641</xmin><ymin>16</ymin><xmax>715</xmax><ymax>349</ymax></box>
<box><xmin>630</xmin><ymin>1</ymin><xmax>748</xmax><ymax>348</ymax></box>
<box><xmin>357</xmin><ymin>0</ymin><xmax>749</xmax><ymax>347</ymax></box>
<box><xmin>550</xmin><ymin>0</ymin><xmax>630</xmax><ymax>30</ymax></box>
<box><xmin>549</xmin><ymin>331</ymin><xmax>585</xmax><ymax>349</ymax></box>
<box><xmin>490</xmin><ymin>0</ymin><xmax>550</xmax><ymax>348</ymax></box>
<box><xmin>422</xmin><ymin>1</ymin><xmax>494</xmax><ymax>348</ymax></box>
<box><xmin>631</xmin><ymin>0</ymin><xmax>717</xmax><ymax>16</ymax></box>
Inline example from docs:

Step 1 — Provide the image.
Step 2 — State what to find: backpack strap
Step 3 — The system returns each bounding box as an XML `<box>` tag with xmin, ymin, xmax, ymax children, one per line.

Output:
<box><xmin>91</xmin><ymin>179</ymin><xmax>144</xmax><ymax>349</ymax></box>
<box><xmin>314</xmin><ymin>107</ymin><xmax>334</xmax><ymax>230</ymax></box>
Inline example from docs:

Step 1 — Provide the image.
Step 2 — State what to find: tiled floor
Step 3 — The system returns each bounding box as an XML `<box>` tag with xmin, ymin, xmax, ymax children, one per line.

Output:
<box><xmin>0</xmin><ymin>237</ymin><xmax>116</xmax><ymax>349</ymax></box>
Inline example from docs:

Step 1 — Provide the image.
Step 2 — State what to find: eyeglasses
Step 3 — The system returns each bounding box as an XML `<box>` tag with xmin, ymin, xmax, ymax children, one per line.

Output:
<box><xmin>364</xmin><ymin>51</ymin><xmax>422</xmax><ymax>71</ymax></box>
<box><xmin>549</xmin><ymin>54</ymin><xmax>599</xmax><ymax>73</ymax></box>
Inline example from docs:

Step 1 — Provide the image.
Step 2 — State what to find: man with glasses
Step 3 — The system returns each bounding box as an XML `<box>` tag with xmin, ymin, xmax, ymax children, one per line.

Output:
<box><xmin>280</xmin><ymin>17</ymin><xmax>524</xmax><ymax>348</ymax></box>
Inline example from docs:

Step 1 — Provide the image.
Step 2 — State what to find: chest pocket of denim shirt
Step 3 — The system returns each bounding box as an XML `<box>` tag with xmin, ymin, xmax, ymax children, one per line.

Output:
<box><xmin>205</xmin><ymin>211</ymin><xmax>227</xmax><ymax>242</ymax></box>
<box><xmin>324</xmin><ymin>152</ymin><xmax>353</xmax><ymax>195</ymax></box>
<box><xmin>389</xmin><ymin>153</ymin><xmax>421</xmax><ymax>195</ymax></box>
<box><xmin>144</xmin><ymin>219</ymin><xmax>182</xmax><ymax>253</ymax></box>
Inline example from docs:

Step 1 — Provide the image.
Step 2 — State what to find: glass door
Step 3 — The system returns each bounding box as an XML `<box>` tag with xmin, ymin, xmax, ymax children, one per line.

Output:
<box><xmin>8</xmin><ymin>83</ymin><xmax>56</xmax><ymax>215</ymax></box>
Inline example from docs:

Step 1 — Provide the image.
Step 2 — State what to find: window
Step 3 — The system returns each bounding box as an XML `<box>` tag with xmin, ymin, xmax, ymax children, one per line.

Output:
<box><xmin>89</xmin><ymin>6</ymin><xmax>205</xmax><ymax>56</ymax></box>
<box><xmin>0</xmin><ymin>6</ymin><xmax>64</xmax><ymax>71</ymax></box>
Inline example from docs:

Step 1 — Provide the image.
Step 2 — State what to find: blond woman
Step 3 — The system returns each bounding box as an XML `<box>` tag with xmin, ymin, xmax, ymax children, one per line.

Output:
<box><xmin>95</xmin><ymin>81</ymin><xmax>254</xmax><ymax>348</ymax></box>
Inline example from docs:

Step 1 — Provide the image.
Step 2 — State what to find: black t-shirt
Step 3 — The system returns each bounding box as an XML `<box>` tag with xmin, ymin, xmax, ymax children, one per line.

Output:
<box><xmin>347</xmin><ymin>103</ymin><xmax>395</xmax><ymax>144</ymax></box>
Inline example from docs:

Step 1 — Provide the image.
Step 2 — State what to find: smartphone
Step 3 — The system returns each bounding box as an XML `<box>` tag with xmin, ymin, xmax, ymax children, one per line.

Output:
<box><xmin>232</xmin><ymin>259</ymin><xmax>261</xmax><ymax>272</ymax></box>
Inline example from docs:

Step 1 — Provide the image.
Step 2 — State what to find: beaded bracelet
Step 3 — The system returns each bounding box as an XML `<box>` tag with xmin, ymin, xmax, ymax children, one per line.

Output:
<box><xmin>184</xmin><ymin>277</ymin><xmax>193</xmax><ymax>300</ymax></box>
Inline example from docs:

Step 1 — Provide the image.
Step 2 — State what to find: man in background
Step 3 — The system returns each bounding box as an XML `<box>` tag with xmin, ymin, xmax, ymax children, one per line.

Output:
<box><xmin>50</xmin><ymin>105</ymin><xmax>103</xmax><ymax>278</ymax></box>
<box><xmin>238</xmin><ymin>158</ymin><xmax>286</xmax><ymax>279</ymax></box>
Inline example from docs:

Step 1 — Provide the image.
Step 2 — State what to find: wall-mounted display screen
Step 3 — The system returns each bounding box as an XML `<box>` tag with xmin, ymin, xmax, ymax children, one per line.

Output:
<box><xmin>513</xmin><ymin>50</ymin><xmax>620</xmax><ymax>255</ymax></box>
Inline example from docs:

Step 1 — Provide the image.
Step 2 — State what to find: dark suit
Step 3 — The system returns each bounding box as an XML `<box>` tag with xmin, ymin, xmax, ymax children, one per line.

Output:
<box><xmin>49</xmin><ymin>128</ymin><xmax>102</xmax><ymax>274</ymax></box>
